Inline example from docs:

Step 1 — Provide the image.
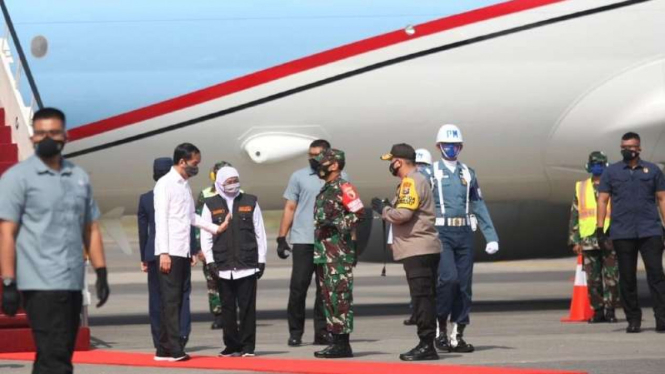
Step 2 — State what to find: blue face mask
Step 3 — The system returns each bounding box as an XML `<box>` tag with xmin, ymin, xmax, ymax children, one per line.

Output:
<box><xmin>588</xmin><ymin>163</ymin><xmax>605</xmax><ymax>176</ymax></box>
<box><xmin>439</xmin><ymin>143</ymin><xmax>461</xmax><ymax>160</ymax></box>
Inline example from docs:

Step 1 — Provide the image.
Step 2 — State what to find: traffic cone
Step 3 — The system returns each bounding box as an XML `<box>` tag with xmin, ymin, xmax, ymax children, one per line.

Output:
<box><xmin>561</xmin><ymin>254</ymin><xmax>594</xmax><ymax>322</ymax></box>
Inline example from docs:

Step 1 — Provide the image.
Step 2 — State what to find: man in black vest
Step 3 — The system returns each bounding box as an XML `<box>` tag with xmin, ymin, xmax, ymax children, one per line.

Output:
<box><xmin>200</xmin><ymin>166</ymin><xmax>267</xmax><ymax>357</ymax></box>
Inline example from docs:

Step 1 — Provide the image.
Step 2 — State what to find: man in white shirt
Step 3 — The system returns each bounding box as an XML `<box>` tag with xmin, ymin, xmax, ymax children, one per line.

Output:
<box><xmin>201</xmin><ymin>166</ymin><xmax>267</xmax><ymax>358</ymax></box>
<box><xmin>153</xmin><ymin>143</ymin><xmax>225</xmax><ymax>362</ymax></box>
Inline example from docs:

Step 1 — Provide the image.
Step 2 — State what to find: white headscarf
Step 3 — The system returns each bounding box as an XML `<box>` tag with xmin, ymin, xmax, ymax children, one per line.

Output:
<box><xmin>215</xmin><ymin>166</ymin><xmax>240</xmax><ymax>197</ymax></box>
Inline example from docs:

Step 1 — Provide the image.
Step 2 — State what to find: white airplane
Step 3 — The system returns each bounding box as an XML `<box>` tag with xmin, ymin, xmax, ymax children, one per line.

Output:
<box><xmin>2</xmin><ymin>0</ymin><xmax>664</xmax><ymax>261</ymax></box>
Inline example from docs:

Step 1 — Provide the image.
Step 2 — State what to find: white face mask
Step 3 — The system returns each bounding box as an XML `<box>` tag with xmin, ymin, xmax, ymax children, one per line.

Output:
<box><xmin>223</xmin><ymin>182</ymin><xmax>240</xmax><ymax>195</ymax></box>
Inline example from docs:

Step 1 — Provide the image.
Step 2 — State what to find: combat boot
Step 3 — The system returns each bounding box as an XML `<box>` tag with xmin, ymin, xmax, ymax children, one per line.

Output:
<box><xmin>399</xmin><ymin>340</ymin><xmax>439</xmax><ymax>361</ymax></box>
<box><xmin>434</xmin><ymin>328</ymin><xmax>451</xmax><ymax>352</ymax></box>
<box><xmin>314</xmin><ymin>334</ymin><xmax>353</xmax><ymax>358</ymax></box>
<box><xmin>605</xmin><ymin>309</ymin><xmax>618</xmax><ymax>323</ymax></box>
<box><xmin>588</xmin><ymin>309</ymin><xmax>606</xmax><ymax>324</ymax></box>
<box><xmin>449</xmin><ymin>323</ymin><xmax>474</xmax><ymax>353</ymax></box>
<box><xmin>211</xmin><ymin>314</ymin><xmax>223</xmax><ymax>330</ymax></box>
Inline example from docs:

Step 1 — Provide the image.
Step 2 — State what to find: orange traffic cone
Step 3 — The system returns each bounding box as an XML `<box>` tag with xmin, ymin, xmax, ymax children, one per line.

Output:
<box><xmin>561</xmin><ymin>254</ymin><xmax>594</xmax><ymax>323</ymax></box>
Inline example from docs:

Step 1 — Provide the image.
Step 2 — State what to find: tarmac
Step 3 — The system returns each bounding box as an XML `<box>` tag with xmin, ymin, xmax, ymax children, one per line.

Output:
<box><xmin>2</xmin><ymin>215</ymin><xmax>664</xmax><ymax>374</ymax></box>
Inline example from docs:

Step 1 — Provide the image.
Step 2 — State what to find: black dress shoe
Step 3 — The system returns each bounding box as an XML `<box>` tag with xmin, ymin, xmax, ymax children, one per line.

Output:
<box><xmin>399</xmin><ymin>342</ymin><xmax>439</xmax><ymax>361</ymax></box>
<box><xmin>626</xmin><ymin>321</ymin><xmax>641</xmax><ymax>333</ymax></box>
<box><xmin>605</xmin><ymin>309</ymin><xmax>618</xmax><ymax>323</ymax></box>
<box><xmin>451</xmin><ymin>337</ymin><xmax>475</xmax><ymax>353</ymax></box>
<box><xmin>287</xmin><ymin>337</ymin><xmax>302</xmax><ymax>347</ymax></box>
<box><xmin>588</xmin><ymin>310</ymin><xmax>606</xmax><ymax>324</ymax></box>
<box><xmin>313</xmin><ymin>333</ymin><xmax>333</xmax><ymax>345</ymax></box>
<box><xmin>403</xmin><ymin>315</ymin><xmax>417</xmax><ymax>326</ymax></box>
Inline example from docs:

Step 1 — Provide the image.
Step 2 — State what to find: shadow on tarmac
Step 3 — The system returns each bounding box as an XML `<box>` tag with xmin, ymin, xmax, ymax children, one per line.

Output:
<box><xmin>89</xmin><ymin>296</ymin><xmax>654</xmax><ymax>327</ymax></box>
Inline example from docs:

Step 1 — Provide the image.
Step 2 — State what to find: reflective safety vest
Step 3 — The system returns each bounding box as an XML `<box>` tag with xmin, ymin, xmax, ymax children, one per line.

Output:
<box><xmin>576</xmin><ymin>178</ymin><xmax>610</xmax><ymax>238</ymax></box>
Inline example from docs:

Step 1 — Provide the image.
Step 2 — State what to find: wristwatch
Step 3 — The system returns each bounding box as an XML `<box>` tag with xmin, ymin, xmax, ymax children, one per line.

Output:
<box><xmin>3</xmin><ymin>277</ymin><xmax>15</xmax><ymax>287</ymax></box>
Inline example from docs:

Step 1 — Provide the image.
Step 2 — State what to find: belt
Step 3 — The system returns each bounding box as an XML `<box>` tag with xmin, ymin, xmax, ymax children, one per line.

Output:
<box><xmin>435</xmin><ymin>217</ymin><xmax>469</xmax><ymax>227</ymax></box>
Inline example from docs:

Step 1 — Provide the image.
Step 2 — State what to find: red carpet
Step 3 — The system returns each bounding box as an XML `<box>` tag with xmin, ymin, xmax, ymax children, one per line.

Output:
<box><xmin>0</xmin><ymin>350</ymin><xmax>586</xmax><ymax>374</ymax></box>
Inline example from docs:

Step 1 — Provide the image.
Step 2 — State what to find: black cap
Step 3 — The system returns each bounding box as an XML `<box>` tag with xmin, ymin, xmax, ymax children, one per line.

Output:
<box><xmin>380</xmin><ymin>143</ymin><xmax>416</xmax><ymax>161</ymax></box>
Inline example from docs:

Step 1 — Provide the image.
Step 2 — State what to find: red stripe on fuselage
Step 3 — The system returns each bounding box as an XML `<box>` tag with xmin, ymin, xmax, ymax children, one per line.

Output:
<box><xmin>68</xmin><ymin>0</ymin><xmax>565</xmax><ymax>141</ymax></box>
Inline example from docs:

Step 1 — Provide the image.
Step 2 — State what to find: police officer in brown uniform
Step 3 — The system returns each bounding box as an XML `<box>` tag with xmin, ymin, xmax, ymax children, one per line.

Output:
<box><xmin>372</xmin><ymin>143</ymin><xmax>442</xmax><ymax>361</ymax></box>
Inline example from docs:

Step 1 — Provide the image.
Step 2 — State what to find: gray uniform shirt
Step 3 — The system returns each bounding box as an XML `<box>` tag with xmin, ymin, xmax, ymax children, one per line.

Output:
<box><xmin>283</xmin><ymin>167</ymin><xmax>347</xmax><ymax>244</ymax></box>
<box><xmin>0</xmin><ymin>156</ymin><xmax>100</xmax><ymax>291</ymax></box>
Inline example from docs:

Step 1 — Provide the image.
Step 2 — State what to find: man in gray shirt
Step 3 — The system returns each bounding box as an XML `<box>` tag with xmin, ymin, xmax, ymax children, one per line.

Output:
<box><xmin>0</xmin><ymin>108</ymin><xmax>109</xmax><ymax>374</ymax></box>
<box><xmin>277</xmin><ymin>139</ymin><xmax>335</xmax><ymax>347</ymax></box>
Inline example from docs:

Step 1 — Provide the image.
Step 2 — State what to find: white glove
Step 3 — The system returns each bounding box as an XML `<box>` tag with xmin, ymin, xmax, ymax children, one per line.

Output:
<box><xmin>485</xmin><ymin>241</ymin><xmax>499</xmax><ymax>255</ymax></box>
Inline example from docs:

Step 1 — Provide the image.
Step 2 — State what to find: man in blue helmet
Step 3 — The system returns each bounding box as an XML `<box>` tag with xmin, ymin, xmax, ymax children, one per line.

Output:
<box><xmin>430</xmin><ymin>124</ymin><xmax>499</xmax><ymax>353</ymax></box>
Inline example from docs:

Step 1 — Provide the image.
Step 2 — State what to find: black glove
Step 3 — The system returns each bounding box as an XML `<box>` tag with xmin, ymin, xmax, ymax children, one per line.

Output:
<box><xmin>595</xmin><ymin>227</ymin><xmax>611</xmax><ymax>250</ymax></box>
<box><xmin>257</xmin><ymin>263</ymin><xmax>266</xmax><ymax>280</ymax></box>
<box><xmin>352</xmin><ymin>240</ymin><xmax>358</xmax><ymax>267</ymax></box>
<box><xmin>372</xmin><ymin>197</ymin><xmax>391</xmax><ymax>215</ymax></box>
<box><xmin>1</xmin><ymin>278</ymin><xmax>20</xmax><ymax>317</ymax></box>
<box><xmin>319</xmin><ymin>219</ymin><xmax>336</xmax><ymax>229</ymax></box>
<box><xmin>276</xmin><ymin>237</ymin><xmax>291</xmax><ymax>259</ymax></box>
<box><xmin>95</xmin><ymin>267</ymin><xmax>110</xmax><ymax>308</ymax></box>
<box><xmin>207</xmin><ymin>262</ymin><xmax>220</xmax><ymax>281</ymax></box>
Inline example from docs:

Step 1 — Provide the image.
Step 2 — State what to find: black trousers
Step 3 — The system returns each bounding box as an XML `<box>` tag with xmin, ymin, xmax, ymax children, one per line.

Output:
<box><xmin>613</xmin><ymin>236</ymin><xmax>665</xmax><ymax>323</ymax></box>
<box><xmin>287</xmin><ymin>244</ymin><xmax>327</xmax><ymax>339</ymax></box>
<box><xmin>23</xmin><ymin>291</ymin><xmax>82</xmax><ymax>374</ymax></box>
<box><xmin>402</xmin><ymin>253</ymin><xmax>440</xmax><ymax>343</ymax></box>
<box><xmin>218</xmin><ymin>274</ymin><xmax>257</xmax><ymax>352</ymax></box>
<box><xmin>147</xmin><ymin>260</ymin><xmax>192</xmax><ymax>349</ymax></box>
<box><xmin>157</xmin><ymin>255</ymin><xmax>190</xmax><ymax>356</ymax></box>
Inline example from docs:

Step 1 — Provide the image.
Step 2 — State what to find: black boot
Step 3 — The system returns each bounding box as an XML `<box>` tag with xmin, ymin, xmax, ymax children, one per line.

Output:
<box><xmin>211</xmin><ymin>314</ymin><xmax>223</xmax><ymax>330</ymax></box>
<box><xmin>434</xmin><ymin>331</ymin><xmax>450</xmax><ymax>352</ymax></box>
<box><xmin>605</xmin><ymin>309</ymin><xmax>618</xmax><ymax>323</ymax></box>
<box><xmin>313</xmin><ymin>332</ymin><xmax>333</xmax><ymax>345</ymax></box>
<box><xmin>450</xmin><ymin>323</ymin><xmax>474</xmax><ymax>353</ymax></box>
<box><xmin>626</xmin><ymin>320</ymin><xmax>641</xmax><ymax>333</ymax></box>
<box><xmin>588</xmin><ymin>309</ymin><xmax>606</xmax><ymax>324</ymax></box>
<box><xmin>314</xmin><ymin>334</ymin><xmax>353</xmax><ymax>359</ymax></box>
<box><xmin>399</xmin><ymin>340</ymin><xmax>439</xmax><ymax>361</ymax></box>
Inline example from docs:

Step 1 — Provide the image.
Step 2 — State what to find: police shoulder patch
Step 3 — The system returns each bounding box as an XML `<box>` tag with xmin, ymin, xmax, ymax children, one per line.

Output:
<box><xmin>341</xmin><ymin>182</ymin><xmax>363</xmax><ymax>213</ymax></box>
<box><xmin>396</xmin><ymin>177</ymin><xmax>419</xmax><ymax>210</ymax></box>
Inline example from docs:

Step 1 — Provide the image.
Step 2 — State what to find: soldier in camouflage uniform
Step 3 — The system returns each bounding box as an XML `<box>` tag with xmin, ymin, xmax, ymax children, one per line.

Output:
<box><xmin>195</xmin><ymin>161</ymin><xmax>232</xmax><ymax>329</ymax></box>
<box><xmin>312</xmin><ymin>149</ymin><xmax>364</xmax><ymax>359</ymax></box>
<box><xmin>568</xmin><ymin>151</ymin><xmax>619</xmax><ymax>323</ymax></box>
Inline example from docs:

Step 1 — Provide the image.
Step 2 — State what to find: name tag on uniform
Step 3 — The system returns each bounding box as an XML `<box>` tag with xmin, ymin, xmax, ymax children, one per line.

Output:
<box><xmin>211</xmin><ymin>209</ymin><xmax>226</xmax><ymax>215</ymax></box>
<box><xmin>238</xmin><ymin>206</ymin><xmax>252</xmax><ymax>213</ymax></box>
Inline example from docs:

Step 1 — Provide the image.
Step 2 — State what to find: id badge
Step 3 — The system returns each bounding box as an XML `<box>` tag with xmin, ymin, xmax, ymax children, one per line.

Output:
<box><xmin>469</xmin><ymin>214</ymin><xmax>478</xmax><ymax>232</ymax></box>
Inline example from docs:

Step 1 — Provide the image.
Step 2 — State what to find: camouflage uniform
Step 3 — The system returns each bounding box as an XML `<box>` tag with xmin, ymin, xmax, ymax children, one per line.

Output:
<box><xmin>568</xmin><ymin>180</ymin><xmax>620</xmax><ymax>312</ymax></box>
<box><xmin>195</xmin><ymin>186</ymin><xmax>223</xmax><ymax>316</ymax></box>
<box><xmin>313</xmin><ymin>149</ymin><xmax>364</xmax><ymax>335</ymax></box>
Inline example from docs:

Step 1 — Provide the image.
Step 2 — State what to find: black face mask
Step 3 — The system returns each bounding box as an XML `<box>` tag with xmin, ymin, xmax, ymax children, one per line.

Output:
<box><xmin>317</xmin><ymin>163</ymin><xmax>333</xmax><ymax>179</ymax></box>
<box><xmin>184</xmin><ymin>164</ymin><xmax>199</xmax><ymax>178</ymax></box>
<box><xmin>34</xmin><ymin>137</ymin><xmax>64</xmax><ymax>158</ymax></box>
<box><xmin>621</xmin><ymin>149</ymin><xmax>639</xmax><ymax>162</ymax></box>
<box><xmin>389</xmin><ymin>161</ymin><xmax>400</xmax><ymax>176</ymax></box>
<box><xmin>309</xmin><ymin>158</ymin><xmax>319</xmax><ymax>172</ymax></box>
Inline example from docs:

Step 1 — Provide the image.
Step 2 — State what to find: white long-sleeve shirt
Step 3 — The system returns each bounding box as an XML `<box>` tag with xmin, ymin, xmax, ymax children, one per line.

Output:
<box><xmin>154</xmin><ymin>167</ymin><xmax>219</xmax><ymax>258</ymax></box>
<box><xmin>200</xmin><ymin>193</ymin><xmax>267</xmax><ymax>280</ymax></box>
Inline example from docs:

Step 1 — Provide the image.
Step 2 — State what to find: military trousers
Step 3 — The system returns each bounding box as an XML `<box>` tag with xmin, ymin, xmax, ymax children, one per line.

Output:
<box><xmin>202</xmin><ymin>259</ymin><xmax>222</xmax><ymax>316</ymax></box>
<box><xmin>436</xmin><ymin>226</ymin><xmax>474</xmax><ymax>325</ymax></box>
<box><xmin>582</xmin><ymin>249</ymin><xmax>619</xmax><ymax>312</ymax></box>
<box><xmin>613</xmin><ymin>236</ymin><xmax>665</xmax><ymax>324</ymax></box>
<box><xmin>403</xmin><ymin>253</ymin><xmax>440</xmax><ymax>342</ymax></box>
<box><xmin>317</xmin><ymin>261</ymin><xmax>354</xmax><ymax>334</ymax></box>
